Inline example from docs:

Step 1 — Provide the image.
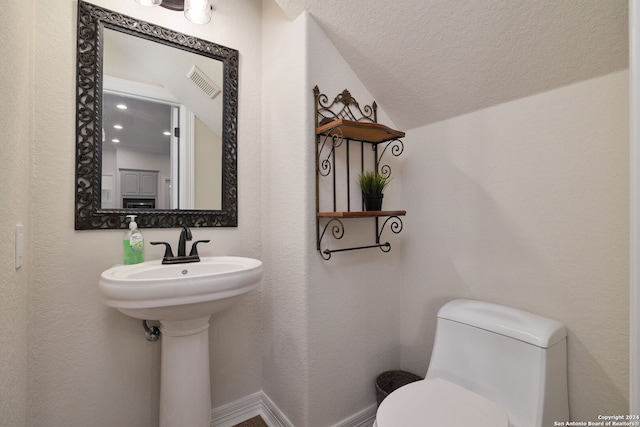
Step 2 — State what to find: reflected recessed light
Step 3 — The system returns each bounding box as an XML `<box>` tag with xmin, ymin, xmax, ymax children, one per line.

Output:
<box><xmin>116</xmin><ymin>104</ymin><xmax>128</xmax><ymax>110</ymax></box>
<box><xmin>163</xmin><ymin>131</ymin><xmax>171</xmax><ymax>136</ymax></box>
<box><xmin>113</xmin><ymin>124</ymin><xmax>123</xmax><ymax>129</ymax></box>
<box><xmin>112</xmin><ymin>139</ymin><xmax>120</xmax><ymax>143</ymax></box>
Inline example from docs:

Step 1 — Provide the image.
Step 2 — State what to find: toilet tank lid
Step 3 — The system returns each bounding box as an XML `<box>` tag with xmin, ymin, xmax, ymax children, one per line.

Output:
<box><xmin>438</xmin><ymin>299</ymin><xmax>566</xmax><ymax>348</ymax></box>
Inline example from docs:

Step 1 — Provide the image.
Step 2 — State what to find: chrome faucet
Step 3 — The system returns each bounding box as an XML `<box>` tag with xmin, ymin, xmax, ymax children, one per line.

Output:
<box><xmin>150</xmin><ymin>225</ymin><xmax>210</xmax><ymax>264</ymax></box>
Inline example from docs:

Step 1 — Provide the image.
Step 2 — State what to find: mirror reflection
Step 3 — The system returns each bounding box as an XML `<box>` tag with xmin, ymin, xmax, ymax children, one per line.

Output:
<box><xmin>102</xmin><ymin>28</ymin><xmax>222</xmax><ymax>211</ymax></box>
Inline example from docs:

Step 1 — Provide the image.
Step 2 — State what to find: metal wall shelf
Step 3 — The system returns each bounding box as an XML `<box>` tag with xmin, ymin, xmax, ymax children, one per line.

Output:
<box><xmin>314</xmin><ymin>86</ymin><xmax>406</xmax><ymax>260</ymax></box>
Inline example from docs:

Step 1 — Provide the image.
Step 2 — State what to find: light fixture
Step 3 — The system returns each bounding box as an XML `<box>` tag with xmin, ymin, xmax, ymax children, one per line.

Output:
<box><xmin>135</xmin><ymin>0</ymin><xmax>212</xmax><ymax>25</ymax></box>
<box><xmin>114</xmin><ymin>124</ymin><xmax>123</xmax><ymax>129</ymax></box>
<box><xmin>184</xmin><ymin>0</ymin><xmax>212</xmax><ymax>24</ymax></box>
<box><xmin>136</xmin><ymin>0</ymin><xmax>162</xmax><ymax>6</ymax></box>
<box><xmin>116</xmin><ymin>104</ymin><xmax>128</xmax><ymax>110</ymax></box>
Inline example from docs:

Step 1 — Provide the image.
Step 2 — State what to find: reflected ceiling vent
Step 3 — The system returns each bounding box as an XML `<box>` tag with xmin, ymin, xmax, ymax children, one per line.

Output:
<box><xmin>187</xmin><ymin>65</ymin><xmax>221</xmax><ymax>99</ymax></box>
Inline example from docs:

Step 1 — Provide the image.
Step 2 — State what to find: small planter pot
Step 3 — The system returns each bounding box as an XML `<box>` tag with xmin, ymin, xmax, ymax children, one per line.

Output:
<box><xmin>363</xmin><ymin>193</ymin><xmax>383</xmax><ymax>211</ymax></box>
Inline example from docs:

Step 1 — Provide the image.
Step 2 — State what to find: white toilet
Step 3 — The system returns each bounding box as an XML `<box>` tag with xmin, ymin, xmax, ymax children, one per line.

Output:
<box><xmin>374</xmin><ymin>299</ymin><xmax>569</xmax><ymax>427</ymax></box>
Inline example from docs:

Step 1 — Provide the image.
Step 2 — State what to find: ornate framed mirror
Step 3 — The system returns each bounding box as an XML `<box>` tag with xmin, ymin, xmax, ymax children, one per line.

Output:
<box><xmin>75</xmin><ymin>1</ymin><xmax>238</xmax><ymax>229</ymax></box>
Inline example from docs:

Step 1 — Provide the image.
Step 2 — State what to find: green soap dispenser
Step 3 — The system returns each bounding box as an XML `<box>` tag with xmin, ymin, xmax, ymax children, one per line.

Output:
<box><xmin>123</xmin><ymin>215</ymin><xmax>145</xmax><ymax>265</ymax></box>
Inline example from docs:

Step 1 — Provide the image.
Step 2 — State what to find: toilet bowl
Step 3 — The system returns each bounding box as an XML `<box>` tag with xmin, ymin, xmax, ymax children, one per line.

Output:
<box><xmin>374</xmin><ymin>378</ymin><xmax>508</xmax><ymax>427</ymax></box>
<box><xmin>374</xmin><ymin>299</ymin><xmax>569</xmax><ymax>427</ymax></box>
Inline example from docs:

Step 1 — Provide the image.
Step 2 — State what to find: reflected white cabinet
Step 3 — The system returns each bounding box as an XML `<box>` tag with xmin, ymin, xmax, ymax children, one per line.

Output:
<box><xmin>101</xmin><ymin>174</ymin><xmax>115</xmax><ymax>208</ymax></box>
<box><xmin>121</xmin><ymin>169</ymin><xmax>158</xmax><ymax>197</ymax></box>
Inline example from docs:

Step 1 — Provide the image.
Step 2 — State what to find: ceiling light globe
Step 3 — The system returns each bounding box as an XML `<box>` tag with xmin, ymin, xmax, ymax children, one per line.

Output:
<box><xmin>136</xmin><ymin>0</ymin><xmax>163</xmax><ymax>6</ymax></box>
<box><xmin>184</xmin><ymin>0</ymin><xmax>211</xmax><ymax>24</ymax></box>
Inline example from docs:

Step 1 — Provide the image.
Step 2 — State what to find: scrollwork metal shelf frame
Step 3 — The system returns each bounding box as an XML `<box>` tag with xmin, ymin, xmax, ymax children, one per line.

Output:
<box><xmin>313</xmin><ymin>86</ymin><xmax>405</xmax><ymax>260</ymax></box>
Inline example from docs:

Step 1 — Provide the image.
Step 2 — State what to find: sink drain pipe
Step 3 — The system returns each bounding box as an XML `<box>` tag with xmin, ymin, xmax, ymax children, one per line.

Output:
<box><xmin>142</xmin><ymin>320</ymin><xmax>161</xmax><ymax>342</ymax></box>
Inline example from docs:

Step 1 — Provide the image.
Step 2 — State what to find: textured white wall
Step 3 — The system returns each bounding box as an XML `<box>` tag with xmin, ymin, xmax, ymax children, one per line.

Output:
<box><xmin>260</xmin><ymin>3</ymin><xmax>310</xmax><ymax>424</ymax></box>
<box><xmin>400</xmin><ymin>71</ymin><xmax>629</xmax><ymax>419</ymax></box>
<box><xmin>261</xmin><ymin>4</ymin><xmax>403</xmax><ymax>425</ymax></box>
<box><xmin>0</xmin><ymin>1</ymin><xmax>34</xmax><ymax>426</ymax></box>
<box><xmin>26</xmin><ymin>1</ymin><xmax>264</xmax><ymax>426</ymax></box>
<box><xmin>632</xmin><ymin>0</ymin><xmax>640</xmax><ymax>412</ymax></box>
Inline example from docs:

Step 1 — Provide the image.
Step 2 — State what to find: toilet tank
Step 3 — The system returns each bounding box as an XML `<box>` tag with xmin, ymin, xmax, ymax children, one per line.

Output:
<box><xmin>425</xmin><ymin>299</ymin><xmax>569</xmax><ymax>427</ymax></box>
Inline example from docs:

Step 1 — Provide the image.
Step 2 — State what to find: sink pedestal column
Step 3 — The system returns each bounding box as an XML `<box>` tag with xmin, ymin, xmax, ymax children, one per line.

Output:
<box><xmin>159</xmin><ymin>316</ymin><xmax>212</xmax><ymax>427</ymax></box>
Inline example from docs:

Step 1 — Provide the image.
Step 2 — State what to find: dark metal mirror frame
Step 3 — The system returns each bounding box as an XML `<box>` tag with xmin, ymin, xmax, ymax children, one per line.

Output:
<box><xmin>75</xmin><ymin>1</ymin><xmax>238</xmax><ymax>229</ymax></box>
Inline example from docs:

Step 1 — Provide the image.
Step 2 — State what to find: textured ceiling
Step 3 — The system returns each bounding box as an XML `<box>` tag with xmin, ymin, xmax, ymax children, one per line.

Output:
<box><xmin>274</xmin><ymin>0</ymin><xmax>628</xmax><ymax>130</ymax></box>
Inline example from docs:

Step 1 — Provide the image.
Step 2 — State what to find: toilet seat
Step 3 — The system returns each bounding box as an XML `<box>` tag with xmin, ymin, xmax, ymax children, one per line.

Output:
<box><xmin>374</xmin><ymin>378</ymin><xmax>509</xmax><ymax>427</ymax></box>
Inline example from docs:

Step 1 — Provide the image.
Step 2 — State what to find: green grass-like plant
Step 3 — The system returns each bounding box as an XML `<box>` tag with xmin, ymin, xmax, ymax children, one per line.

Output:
<box><xmin>358</xmin><ymin>170</ymin><xmax>392</xmax><ymax>195</ymax></box>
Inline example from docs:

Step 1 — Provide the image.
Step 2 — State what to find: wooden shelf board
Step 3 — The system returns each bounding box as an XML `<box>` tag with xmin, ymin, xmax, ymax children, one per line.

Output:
<box><xmin>316</xmin><ymin>119</ymin><xmax>405</xmax><ymax>144</ymax></box>
<box><xmin>317</xmin><ymin>210</ymin><xmax>406</xmax><ymax>218</ymax></box>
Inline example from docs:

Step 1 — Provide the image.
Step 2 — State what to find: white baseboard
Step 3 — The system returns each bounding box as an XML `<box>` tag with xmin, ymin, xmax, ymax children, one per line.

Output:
<box><xmin>211</xmin><ymin>391</ymin><xmax>264</xmax><ymax>427</ymax></box>
<box><xmin>210</xmin><ymin>391</ymin><xmax>294</xmax><ymax>427</ymax></box>
<box><xmin>259</xmin><ymin>392</ymin><xmax>295</xmax><ymax>427</ymax></box>
<box><xmin>331</xmin><ymin>404</ymin><xmax>377</xmax><ymax>427</ymax></box>
<box><xmin>211</xmin><ymin>391</ymin><xmax>376</xmax><ymax>427</ymax></box>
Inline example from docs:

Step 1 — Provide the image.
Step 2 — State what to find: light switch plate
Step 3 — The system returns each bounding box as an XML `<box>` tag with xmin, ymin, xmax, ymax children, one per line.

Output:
<box><xmin>15</xmin><ymin>224</ymin><xmax>24</xmax><ymax>269</ymax></box>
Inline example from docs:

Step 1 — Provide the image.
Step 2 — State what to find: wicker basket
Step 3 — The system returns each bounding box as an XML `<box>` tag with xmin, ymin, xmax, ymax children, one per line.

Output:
<box><xmin>375</xmin><ymin>370</ymin><xmax>422</xmax><ymax>407</ymax></box>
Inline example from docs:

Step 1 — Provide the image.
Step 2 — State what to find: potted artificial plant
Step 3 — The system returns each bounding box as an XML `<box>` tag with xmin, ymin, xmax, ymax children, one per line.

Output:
<box><xmin>359</xmin><ymin>170</ymin><xmax>392</xmax><ymax>211</ymax></box>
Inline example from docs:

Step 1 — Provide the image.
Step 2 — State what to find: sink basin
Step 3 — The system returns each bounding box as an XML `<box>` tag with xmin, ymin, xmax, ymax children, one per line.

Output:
<box><xmin>99</xmin><ymin>256</ymin><xmax>263</xmax><ymax>427</ymax></box>
<box><xmin>99</xmin><ymin>256</ymin><xmax>263</xmax><ymax>321</ymax></box>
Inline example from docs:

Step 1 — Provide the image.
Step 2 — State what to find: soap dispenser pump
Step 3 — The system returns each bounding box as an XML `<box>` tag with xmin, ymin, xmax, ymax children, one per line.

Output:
<box><xmin>123</xmin><ymin>215</ymin><xmax>145</xmax><ymax>265</ymax></box>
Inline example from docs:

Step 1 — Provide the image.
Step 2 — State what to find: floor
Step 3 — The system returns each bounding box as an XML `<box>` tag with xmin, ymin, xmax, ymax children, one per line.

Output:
<box><xmin>232</xmin><ymin>415</ymin><xmax>269</xmax><ymax>427</ymax></box>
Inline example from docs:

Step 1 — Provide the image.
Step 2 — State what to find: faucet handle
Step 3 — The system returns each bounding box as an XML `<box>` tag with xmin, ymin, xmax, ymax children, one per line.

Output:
<box><xmin>150</xmin><ymin>241</ymin><xmax>174</xmax><ymax>259</ymax></box>
<box><xmin>189</xmin><ymin>240</ymin><xmax>211</xmax><ymax>257</ymax></box>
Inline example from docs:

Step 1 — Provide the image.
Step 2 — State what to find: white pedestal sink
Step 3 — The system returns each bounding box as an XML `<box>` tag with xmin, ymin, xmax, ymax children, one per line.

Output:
<box><xmin>99</xmin><ymin>256</ymin><xmax>263</xmax><ymax>427</ymax></box>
